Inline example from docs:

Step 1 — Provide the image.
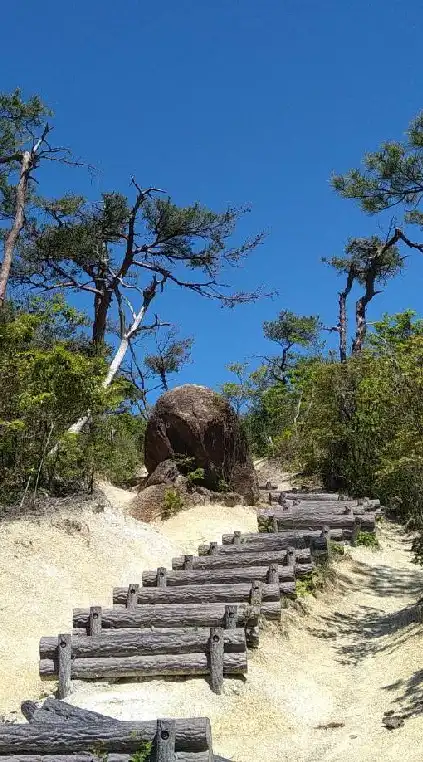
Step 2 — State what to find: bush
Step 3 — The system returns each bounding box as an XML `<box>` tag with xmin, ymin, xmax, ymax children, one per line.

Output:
<box><xmin>161</xmin><ymin>488</ymin><xmax>184</xmax><ymax>519</ymax></box>
<box><xmin>186</xmin><ymin>467</ymin><xmax>205</xmax><ymax>487</ymax></box>
<box><xmin>355</xmin><ymin>531</ymin><xmax>380</xmax><ymax>549</ymax></box>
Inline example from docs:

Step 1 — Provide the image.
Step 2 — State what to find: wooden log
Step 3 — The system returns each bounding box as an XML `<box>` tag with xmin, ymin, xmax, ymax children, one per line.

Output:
<box><xmin>172</xmin><ymin>547</ymin><xmax>312</xmax><ymax>570</ymax></box>
<box><xmin>126</xmin><ymin>584</ymin><xmax>139</xmax><ymax>609</ymax></box>
<box><xmin>260</xmin><ymin>501</ymin><xmax>365</xmax><ymax>516</ymax></box>
<box><xmin>281</xmin><ymin>491</ymin><xmax>341</xmax><ymax>501</ymax></box>
<box><xmin>0</xmin><ymin>754</ymin><xmax>211</xmax><ymax>762</ymax></box>
<box><xmin>142</xmin><ymin>565</ymin><xmax>295</xmax><ymax>587</ymax></box>
<box><xmin>58</xmin><ymin>634</ymin><xmax>72</xmax><ymax>700</ymax></box>
<box><xmin>269</xmin><ymin>512</ymin><xmax>376</xmax><ymax>532</ymax></box>
<box><xmin>209</xmin><ymin>628</ymin><xmax>224</xmax><ymax>694</ymax></box>
<box><xmin>40</xmin><ymin>629</ymin><xmax>246</xmax><ymax>660</ymax></box>
<box><xmin>0</xmin><ymin>718</ymin><xmax>211</xmax><ymax>754</ymax></box>
<box><xmin>156</xmin><ymin>719</ymin><xmax>176</xmax><ymax>762</ymax></box>
<box><xmin>224</xmin><ymin>605</ymin><xmax>237</xmax><ymax>629</ymax></box>
<box><xmin>220</xmin><ymin>529</ymin><xmax>343</xmax><ymax>548</ymax></box>
<box><xmin>351</xmin><ymin>516</ymin><xmax>362</xmax><ymax>547</ymax></box>
<box><xmin>113</xmin><ymin>582</ymin><xmax>281</xmax><ymax>606</ymax></box>
<box><xmin>39</xmin><ymin>651</ymin><xmax>248</xmax><ymax>680</ymax></box>
<box><xmin>156</xmin><ymin>568</ymin><xmax>167</xmax><ymax>588</ymax></box>
<box><xmin>267</xmin><ymin>564</ymin><xmax>279</xmax><ymax>584</ymax></box>
<box><xmin>21</xmin><ymin>698</ymin><xmax>113</xmax><ymax>724</ymax></box>
<box><xmin>73</xmin><ymin>601</ymin><xmax>281</xmax><ymax>631</ymax></box>
<box><xmin>88</xmin><ymin>606</ymin><xmax>102</xmax><ymax>636</ymax></box>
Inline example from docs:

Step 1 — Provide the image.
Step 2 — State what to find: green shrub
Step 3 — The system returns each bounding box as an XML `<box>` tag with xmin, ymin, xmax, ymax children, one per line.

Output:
<box><xmin>161</xmin><ymin>488</ymin><xmax>184</xmax><ymax>519</ymax></box>
<box><xmin>329</xmin><ymin>541</ymin><xmax>345</xmax><ymax>558</ymax></box>
<box><xmin>186</xmin><ymin>467</ymin><xmax>205</xmax><ymax>486</ymax></box>
<box><xmin>130</xmin><ymin>741</ymin><xmax>152</xmax><ymax>762</ymax></box>
<box><xmin>217</xmin><ymin>477</ymin><xmax>230</xmax><ymax>493</ymax></box>
<box><xmin>355</xmin><ymin>531</ymin><xmax>380</xmax><ymax>549</ymax></box>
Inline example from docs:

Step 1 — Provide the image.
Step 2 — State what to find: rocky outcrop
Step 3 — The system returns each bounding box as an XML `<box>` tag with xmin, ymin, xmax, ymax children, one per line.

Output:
<box><xmin>144</xmin><ymin>384</ymin><xmax>259</xmax><ymax>504</ymax></box>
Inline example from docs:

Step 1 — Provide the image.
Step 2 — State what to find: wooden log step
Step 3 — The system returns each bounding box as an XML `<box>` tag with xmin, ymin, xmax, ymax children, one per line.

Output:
<box><xmin>281</xmin><ymin>491</ymin><xmax>342</xmax><ymax>501</ymax></box>
<box><xmin>220</xmin><ymin>529</ymin><xmax>344</xmax><ymax>547</ymax></box>
<box><xmin>40</xmin><ymin>629</ymin><xmax>246</xmax><ymax>660</ymax></box>
<box><xmin>73</xmin><ymin>601</ymin><xmax>281</xmax><ymax>632</ymax></box>
<box><xmin>0</xmin><ymin>718</ymin><xmax>211</xmax><ymax>754</ymax></box>
<box><xmin>0</xmin><ymin>754</ymin><xmax>210</xmax><ymax>762</ymax></box>
<box><xmin>142</xmin><ymin>565</ymin><xmax>297</xmax><ymax>587</ymax></box>
<box><xmin>112</xmin><ymin>582</ymin><xmax>283</xmax><ymax>606</ymax></box>
<box><xmin>265</xmin><ymin>512</ymin><xmax>376</xmax><ymax>532</ymax></box>
<box><xmin>40</xmin><ymin>651</ymin><xmax>248</xmax><ymax>680</ymax></box>
<box><xmin>172</xmin><ymin>547</ymin><xmax>312</xmax><ymax>570</ymax></box>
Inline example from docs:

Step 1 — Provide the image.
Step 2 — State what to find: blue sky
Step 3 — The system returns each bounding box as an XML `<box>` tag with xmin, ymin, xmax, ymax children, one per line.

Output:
<box><xmin>3</xmin><ymin>0</ymin><xmax>423</xmax><ymax>390</ymax></box>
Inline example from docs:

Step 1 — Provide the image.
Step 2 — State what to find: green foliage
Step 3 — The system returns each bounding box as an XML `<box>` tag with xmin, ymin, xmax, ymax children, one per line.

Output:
<box><xmin>217</xmin><ymin>477</ymin><xmax>230</xmax><ymax>493</ymax></box>
<box><xmin>263</xmin><ymin>311</ymin><xmax>321</xmax><ymax>351</ymax></box>
<box><xmin>355</xmin><ymin>531</ymin><xmax>380</xmax><ymax>549</ymax></box>
<box><xmin>186</xmin><ymin>467</ymin><xmax>205</xmax><ymax>486</ymax></box>
<box><xmin>161</xmin><ymin>488</ymin><xmax>184</xmax><ymax>519</ymax></box>
<box><xmin>0</xmin><ymin>298</ymin><xmax>144</xmax><ymax>502</ymax></box>
<box><xmin>332</xmin><ymin>111</ymin><xmax>423</xmax><ymax>220</ymax></box>
<box><xmin>329</xmin><ymin>541</ymin><xmax>345</xmax><ymax>558</ymax></box>
<box><xmin>129</xmin><ymin>741</ymin><xmax>152</xmax><ymax>762</ymax></box>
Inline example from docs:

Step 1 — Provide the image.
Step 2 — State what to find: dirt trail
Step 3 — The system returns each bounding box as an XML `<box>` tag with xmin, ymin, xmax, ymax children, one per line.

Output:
<box><xmin>67</xmin><ymin>523</ymin><xmax>423</xmax><ymax>762</ymax></box>
<box><xmin>1</xmin><ymin>476</ymin><xmax>423</xmax><ymax>761</ymax></box>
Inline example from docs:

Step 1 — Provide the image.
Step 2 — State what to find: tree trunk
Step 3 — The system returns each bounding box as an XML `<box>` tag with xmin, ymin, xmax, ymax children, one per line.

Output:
<box><xmin>338</xmin><ymin>269</ymin><xmax>354</xmax><ymax>362</ymax></box>
<box><xmin>92</xmin><ymin>286</ymin><xmax>113</xmax><ymax>346</ymax></box>
<box><xmin>0</xmin><ymin>151</ymin><xmax>32</xmax><ymax>306</ymax></box>
<box><xmin>352</xmin><ymin>295</ymin><xmax>367</xmax><ymax>353</ymax></box>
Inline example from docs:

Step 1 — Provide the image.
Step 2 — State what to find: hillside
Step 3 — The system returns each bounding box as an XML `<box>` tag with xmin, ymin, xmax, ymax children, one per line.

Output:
<box><xmin>1</xmin><ymin>480</ymin><xmax>423</xmax><ymax>761</ymax></box>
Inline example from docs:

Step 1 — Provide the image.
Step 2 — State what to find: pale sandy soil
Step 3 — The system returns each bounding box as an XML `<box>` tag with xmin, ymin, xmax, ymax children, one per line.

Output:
<box><xmin>65</xmin><ymin>525</ymin><xmax>423</xmax><ymax>762</ymax></box>
<box><xmin>1</xmin><ymin>478</ymin><xmax>423</xmax><ymax>762</ymax></box>
<box><xmin>0</xmin><ymin>487</ymin><xmax>257</xmax><ymax>718</ymax></box>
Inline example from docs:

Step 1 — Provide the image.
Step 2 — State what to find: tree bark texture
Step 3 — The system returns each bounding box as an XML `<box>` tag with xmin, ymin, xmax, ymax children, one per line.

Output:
<box><xmin>112</xmin><ymin>582</ymin><xmax>281</xmax><ymax>606</ymax></box>
<box><xmin>73</xmin><ymin>601</ymin><xmax>281</xmax><ymax>632</ymax></box>
<box><xmin>171</xmin><ymin>547</ymin><xmax>312</xmax><ymax>570</ymax></box>
<box><xmin>40</xmin><ymin>629</ymin><xmax>246</xmax><ymax>659</ymax></box>
<box><xmin>39</xmin><ymin>651</ymin><xmax>247</xmax><ymax>680</ymax></box>
<box><xmin>0</xmin><ymin>151</ymin><xmax>32</xmax><ymax>305</ymax></box>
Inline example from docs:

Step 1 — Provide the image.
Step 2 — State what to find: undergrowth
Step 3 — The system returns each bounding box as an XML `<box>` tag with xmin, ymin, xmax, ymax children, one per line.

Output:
<box><xmin>161</xmin><ymin>488</ymin><xmax>184</xmax><ymax>519</ymax></box>
<box><xmin>355</xmin><ymin>530</ymin><xmax>380</xmax><ymax>549</ymax></box>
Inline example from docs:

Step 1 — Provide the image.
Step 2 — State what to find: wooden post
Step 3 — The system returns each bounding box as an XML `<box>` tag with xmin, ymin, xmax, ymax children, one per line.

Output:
<box><xmin>156</xmin><ymin>568</ymin><xmax>167</xmax><ymax>587</ymax></box>
<box><xmin>155</xmin><ymin>718</ymin><xmax>176</xmax><ymax>762</ymax></box>
<box><xmin>268</xmin><ymin>492</ymin><xmax>272</xmax><ymax>505</ymax></box>
<box><xmin>272</xmin><ymin>515</ymin><xmax>278</xmax><ymax>533</ymax></box>
<box><xmin>209</xmin><ymin>628</ymin><xmax>224</xmax><ymax>695</ymax></box>
<box><xmin>224</xmin><ymin>604</ymin><xmax>237</xmax><ymax>629</ymax></box>
<box><xmin>183</xmin><ymin>555</ymin><xmax>194</xmax><ymax>570</ymax></box>
<box><xmin>58</xmin><ymin>634</ymin><xmax>72</xmax><ymax>699</ymax></box>
<box><xmin>126</xmin><ymin>583</ymin><xmax>140</xmax><ymax>609</ymax></box>
<box><xmin>267</xmin><ymin>563</ymin><xmax>279</xmax><ymax>584</ymax></box>
<box><xmin>287</xmin><ymin>546</ymin><xmax>295</xmax><ymax>568</ymax></box>
<box><xmin>351</xmin><ymin>516</ymin><xmax>361</xmax><ymax>547</ymax></box>
<box><xmin>88</xmin><ymin>606</ymin><xmax>102</xmax><ymax>636</ymax></box>
<box><xmin>233</xmin><ymin>530</ymin><xmax>242</xmax><ymax>546</ymax></box>
<box><xmin>209</xmin><ymin>542</ymin><xmax>218</xmax><ymax>555</ymax></box>
<box><xmin>322</xmin><ymin>526</ymin><xmax>331</xmax><ymax>559</ymax></box>
<box><xmin>248</xmin><ymin>580</ymin><xmax>262</xmax><ymax>649</ymax></box>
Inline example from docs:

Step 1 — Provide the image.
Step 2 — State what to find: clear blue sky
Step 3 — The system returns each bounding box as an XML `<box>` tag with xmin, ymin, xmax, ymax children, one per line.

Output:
<box><xmin>3</xmin><ymin>0</ymin><xmax>423</xmax><ymax>390</ymax></box>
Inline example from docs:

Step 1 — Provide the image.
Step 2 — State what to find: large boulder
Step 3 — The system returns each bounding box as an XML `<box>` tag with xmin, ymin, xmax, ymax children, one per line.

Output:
<box><xmin>144</xmin><ymin>384</ymin><xmax>259</xmax><ymax>504</ymax></box>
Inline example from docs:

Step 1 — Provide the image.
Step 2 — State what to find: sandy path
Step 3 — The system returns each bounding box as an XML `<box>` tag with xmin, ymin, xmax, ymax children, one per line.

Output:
<box><xmin>66</xmin><ymin>523</ymin><xmax>423</xmax><ymax>762</ymax></box>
